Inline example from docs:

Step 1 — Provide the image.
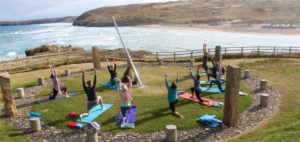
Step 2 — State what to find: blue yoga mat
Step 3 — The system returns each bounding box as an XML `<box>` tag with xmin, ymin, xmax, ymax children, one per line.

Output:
<box><xmin>201</xmin><ymin>87</ymin><xmax>225</xmax><ymax>93</ymax></box>
<box><xmin>100</xmin><ymin>83</ymin><xmax>119</xmax><ymax>92</ymax></box>
<box><xmin>28</xmin><ymin>112</ymin><xmax>43</xmax><ymax>118</ymax></box>
<box><xmin>76</xmin><ymin>104</ymin><xmax>113</xmax><ymax>123</ymax></box>
<box><xmin>117</xmin><ymin>106</ymin><xmax>136</xmax><ymax>125</ymax></box>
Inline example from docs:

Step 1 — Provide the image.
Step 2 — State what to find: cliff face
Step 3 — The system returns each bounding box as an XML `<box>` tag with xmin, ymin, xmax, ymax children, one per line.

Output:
<box><xmin>73</xmin><ymin>0</ymin><xmax>300</xmax><ymax>27</ymax></box>
<box><xmin>0</xmin><ymin>16</ymin><xmax>78</xmax><ymax>26</ymax></box>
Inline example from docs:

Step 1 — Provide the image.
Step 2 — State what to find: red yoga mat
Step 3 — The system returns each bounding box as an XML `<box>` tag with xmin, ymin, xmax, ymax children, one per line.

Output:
<box><xmin>178</xmin><ymin>93</ymin><xmax>218</xmax><ymax>106</ymax></box>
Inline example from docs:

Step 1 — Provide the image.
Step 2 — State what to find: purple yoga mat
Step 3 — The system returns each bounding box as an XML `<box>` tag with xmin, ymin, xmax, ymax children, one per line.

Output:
<box><xmin>117</xmin><ymin>106</ymin><xmax>136</xmax><ymax>125</ymax></box>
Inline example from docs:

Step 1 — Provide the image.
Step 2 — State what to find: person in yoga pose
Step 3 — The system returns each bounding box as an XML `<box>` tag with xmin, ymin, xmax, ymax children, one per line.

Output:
<box><xmin>208</xmin><ymin>60</ymin><xmax>226</xmax><ymax>93</ymax></box>
<box><xmin>118</xmin><ymin>75</ymin><xmax>133</xmax><ymax>124</ymax></box>
<box><xmin>197</xmin><ymin>43</ymin><xmax>210</xmax><ymax>82</ymax></box>
<box><xmin>79</xmin><ymin>68</ymin><xmax>105</xmax><ymax>121</ymax></box>
<box><xmin>106</xmin><ymin>58</ymin><xmax>118</xmax><ymax>90</ymax></box>
<box><xmin>207</xmin><ymin>55</ymin><xmax>218</xmax><ymax>80</ymax></box>
<box><xmin>165</xmin><ymin>71</ymin><xmax>183</xmax><ymax>118</ymax></box>
<box><xmin>43</xmin><ymin>65</ymin><xmax>68</xmax><ymax>101</ymax></box>
<box><xmin>189</xmin><ymin>66</ymin><xmax>210</xmax><ymax>104</ymax></box>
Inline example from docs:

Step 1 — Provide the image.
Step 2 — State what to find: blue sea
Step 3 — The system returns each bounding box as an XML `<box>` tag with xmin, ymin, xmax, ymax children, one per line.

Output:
<box><xmin>1</xmin><ymin>23</ymin><xmax>300</xmax><ymax>61</ymax></box>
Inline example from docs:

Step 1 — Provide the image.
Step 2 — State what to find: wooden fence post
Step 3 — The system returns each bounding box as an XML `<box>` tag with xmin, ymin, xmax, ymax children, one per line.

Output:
<box><xmin>47</xmin><ymin>57</ymin><xmax>49</xmax><ymax>66</ymax></box>
<box><xmin>289</xmin><ymin>47</ymin><xmax>291</xmax><ymax>57</ymax></box>
<box><xmin>66</xmin><ymin>52</ymin><xmax>69</xmax><ymax>65</ymax></box>
<box><xmin>174</xmin><ymin>52</ymin><xmax>176</xmax><ymax>62</ymax></box>
<box><xmin>225</xmin><ymin>48</ymin><xmax>227</xmax><ymax>55</ymax></box>
<box><xmin>241</xmin><ymin>47</ymin><xmax>243</xmax><ymax>57</ymax></box>
<box><xmin>273</xmin><ymin>46</ymin><xmax>275</xmax><ymax>56</ymax></box>
<box><xmin>191</xmin><ymin>51</ymin><xmax>193</xmax><ymax>59</ymax></box>
<box><xmin>208</xmin><ymin>49</ymin><xmax>210</xmax><ymax>55</ymax></box>
<box><xmin>26</xmin><ymin>59</ymin><xmax>29</xmax><ymax>70</ymax></box>
<box><xmin>3</xmin><ymin>61</ymin><xmax>6</xmax><ymax>71</ymax></box>
<box><xmin>156</xmin><ymin>52</ymin><xmax>158</xmax><ymax>62</ymax></box>
<box><xmin>139</xmin><ymin>54</ymin><xmax>141</xmax><ymax>61</ymax></box>
<box><xmin>85</xmin><ymin>51</ymin><xmax>87</xmax><ymax>61</ymax></box>
<box><xmin>257</xmin><ymin>47</ymin><xmax>260</xmax><ymax>56</ymax></box>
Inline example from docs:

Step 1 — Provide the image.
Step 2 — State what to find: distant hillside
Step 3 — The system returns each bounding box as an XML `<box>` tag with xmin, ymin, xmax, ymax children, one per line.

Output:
<box><xmin>0</xmin><ymin>16</ymin><xmax>78</xmax><ymax>26</ymax></box>
<box><xmin>73</xmin><ymin>0</ymin><xmax>300</xmax><ymax>27</ymax></box>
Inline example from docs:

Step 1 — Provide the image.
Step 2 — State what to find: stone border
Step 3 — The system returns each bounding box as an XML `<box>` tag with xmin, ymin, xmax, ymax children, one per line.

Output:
<box><xmin>1</xmin><ymin>63</ymin><xmax>281</xmax><ymax>142</ymax></box>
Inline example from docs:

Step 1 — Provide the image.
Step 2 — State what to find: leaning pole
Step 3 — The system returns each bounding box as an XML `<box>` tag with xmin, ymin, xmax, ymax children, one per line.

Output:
<box><xmin>112</xmin><ymin>17</ymin><xmax>143</xmax><ymax>86</ymax></box>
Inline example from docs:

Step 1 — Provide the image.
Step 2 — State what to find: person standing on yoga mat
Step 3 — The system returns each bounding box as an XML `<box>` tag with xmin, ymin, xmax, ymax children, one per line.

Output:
<box><xmin>208</xmin><ymin>60</ymin><xmax>226</xmax><ymax>93</ymax></box>
<box><xmin>106</xmin><ymin>58</ymin><xmax>118</xmax><ymax>90</ymax></box>
<box><xmin>43</xmin><ymin>65</ymin><xmax>68</xmax><ymax>101</ymax></box>
<box><xmin>197</xmin><ymin>43</ymin><xmax>210</xmax><ymax>82</ymax></box>
<box><xmin>207</xmin><ymin>55</ymin><xmax>218</xmax><ymax>80</ymax></box>
<box><xmin>118</xmin><ymin>75</ymin><xmax>133</xmax><ymax>124</ymax></box>
<box><xmin>165</xmin><ymin>71</ymin><xmax>183</xmax><ymax>118</ymax></box>
<box><xmin>189</xmin><ymin>66</ymin><xmax>210</xmax><ymax>104</ymax></box>
<box><xmin>79</xmin><ymin>68</ymin><xmax>105</xmax><ymax>121</ymax></box>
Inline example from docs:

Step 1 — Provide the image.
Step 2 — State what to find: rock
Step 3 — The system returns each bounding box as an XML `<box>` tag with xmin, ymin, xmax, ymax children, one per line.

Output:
<box><xmin>0</xmin><ymin>72</ymin><xmax>18</xmax><ymax>117</ymax></box>
<box><xmin>25</xmin><ymin>44</ymin><xmax>84</xmax><ymax>56</ymax></box>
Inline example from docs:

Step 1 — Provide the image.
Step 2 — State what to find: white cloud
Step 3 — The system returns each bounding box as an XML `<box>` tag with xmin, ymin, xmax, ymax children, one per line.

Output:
<box><xmin>0</xmin><ymin>0</ymin><xmax>176</xmax><ymax>21</ymax></box>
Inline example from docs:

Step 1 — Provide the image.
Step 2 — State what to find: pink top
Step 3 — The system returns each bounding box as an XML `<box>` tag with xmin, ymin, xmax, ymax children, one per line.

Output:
<box><xmin>118</xmin><ymin>79</ymin><xmax>132</xmax><ymax>104</ymax></box>
<box><xmin>52</xmin><ymin>68</ymin><xmax>61</xmax><ymax>94</ymax></box>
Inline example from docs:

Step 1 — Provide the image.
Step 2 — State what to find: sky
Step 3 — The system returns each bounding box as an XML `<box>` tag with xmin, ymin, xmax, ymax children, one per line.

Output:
<box><xmin>0</xmin><ymin>0</ymin><xmax>176</xmax><ymax>21</ymax></box>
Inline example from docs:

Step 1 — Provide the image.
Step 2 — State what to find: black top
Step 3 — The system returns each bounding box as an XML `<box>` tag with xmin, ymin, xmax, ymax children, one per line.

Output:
<box><xmin>108</xmin><ymin>64</ymin><xmax>117</xmax><ymax>79</ymax></box>
<box><xmin>202</xmin><ymin>55</ymin><xmax>208</xmax><ymax>67</ymax></box>
<box><xmin>211</xmin><ymin>60</ymin><xmax>217</xmax><ymax>79</ymax></box>
<box><xmin>82</xmin><ymin>74</ymin><xmax>97</xmax><ymax>101</ymax></box>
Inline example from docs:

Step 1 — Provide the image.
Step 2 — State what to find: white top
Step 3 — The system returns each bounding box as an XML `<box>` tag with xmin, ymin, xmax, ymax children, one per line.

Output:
<box><xmin>216</xmin><ymin>63</ymin><xmax>223</xmax><ymax>82</ymax></box>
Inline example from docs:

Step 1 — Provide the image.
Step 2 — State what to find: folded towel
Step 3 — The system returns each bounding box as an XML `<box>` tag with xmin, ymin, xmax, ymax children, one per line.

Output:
<box><xmin>120</xmin><ymin>123</ymin><xmax>135</xmax><ymax>129</ymax></box>
<box><xmin>75</xmin><ymin>123</ymin><xmax>83</xmax><ymax>128</ymax></box>
<box><xmin>68</xmin><ymin>122</ymin><xmax>78</xmax><ymax>127</ymax></box>
<box><xmin>28</xmin><ymin>112</ymin><xmax>43</xmax><ymax>118</ymax></box>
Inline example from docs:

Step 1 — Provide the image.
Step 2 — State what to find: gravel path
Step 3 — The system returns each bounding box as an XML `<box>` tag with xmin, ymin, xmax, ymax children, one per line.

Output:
<box><xmin>1</xmin><ymin>63</ymin><xmax>281</xmax><ymax>142</ymax></box>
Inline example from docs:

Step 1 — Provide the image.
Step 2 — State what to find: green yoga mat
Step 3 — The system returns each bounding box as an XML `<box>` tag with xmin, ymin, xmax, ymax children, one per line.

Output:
<box><xmin>193</xmin><ymin>72</ymin><xmax>207</xmax><ymax>76</ymax></box>
<box><xmin>200</xmin><ymin>81</ymin><xmax>226</xmax><ymax>85</ymax></box>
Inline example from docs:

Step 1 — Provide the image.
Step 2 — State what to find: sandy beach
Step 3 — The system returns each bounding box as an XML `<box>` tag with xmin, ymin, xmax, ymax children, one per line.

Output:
<box><xmin>138</xmin><ymin>23</ymin><xmax>300</xmax><ymax>37</ymax></box>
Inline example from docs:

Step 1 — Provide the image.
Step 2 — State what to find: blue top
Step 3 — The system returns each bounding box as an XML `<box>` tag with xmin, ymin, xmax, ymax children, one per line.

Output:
<box><xmin>190</xmin><ymin>70</ymin><xmax>201</xmax><ymax>90</ymax></box>
<box><xmin>165</xmin><ymin>78</ymin><xmax>179</xmax><ymax>102</ymax></box>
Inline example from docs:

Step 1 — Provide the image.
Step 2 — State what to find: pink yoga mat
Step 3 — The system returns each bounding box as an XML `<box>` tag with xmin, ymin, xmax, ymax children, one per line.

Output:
<box><xmin>178</xmin><ymin>93</ymin><xmax>218</xmax><ymax>106</ymax></box>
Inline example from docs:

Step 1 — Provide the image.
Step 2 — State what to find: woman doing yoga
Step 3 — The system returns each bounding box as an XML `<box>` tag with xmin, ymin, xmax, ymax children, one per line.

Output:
<box><xmin>165</xmin><ymin>71</ymin><xmax>183</xmax><ymax>118</ymax></box>
<box><xmin>106</xmin><ymin>58</ymin><xmax>118</xmax><ymax>90</ymax></box>
<box><xmin>207</xmin><ymin>55</ymin><xmax>218</xmax><ymax>80</ymax></box>
<box><xmin>118</xmin><ymin>75</ymin><xmax>133</xmax><ymax>124</ymax></box>
<box><xmin>208</xmin><ymin>60</ymin><xmax>226</xmax><ymax>93</ymax></box>
<box><xmin>197</xmin><ymin>43</ymin><xmax>210</xmax><ymax>82</ymax></box>
<box><xmin>189</xmin><ymin>66</ymin><xmax>210</xmax><ymax>104</ymax></box>
<box><xmin>79</xmin><ymin>68</ymin><xmax>105</xmax><ymax>121</ymax></box>
<box><xmin>43</xmin><ymin>65</ymin><xmax>68</xmax><ymax>101</ymax></box>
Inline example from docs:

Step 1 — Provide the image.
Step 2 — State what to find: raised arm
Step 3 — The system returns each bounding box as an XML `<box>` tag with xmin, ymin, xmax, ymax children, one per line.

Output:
<box><xmin>92</xmin><ymin>68</ymin><xmax>97</xmax><ymax>89</ymax></box>
<box><xmin>119</xmin><ymin>76</ymin><xmax>123</xmax><ymax>90</ymax></box>
<box><xmin>114</xmin><ymin>58</ymin><xmax>116</xmax><ymax>72</ymax></box>
<box><xmin>82</xmin><ymin>70</ymin><xmax>86</xmax><ymax>88</ymax></box>
<box><xmin>203</xmin><ymin>43</ymin><xmax>207</xmax><ymax>53</ymax></box>
<box><xmin>127</xmin><ymin>75</ymin><xmax>132</xmax><ymax>91</ymax></box>
<box><xmin>52</xmin><ymin>65</ymin><xmax>57</xmax><ymax>78</ymax></box>
<box><xmin>106</xmin><ymin>59</ymin><xmax>110</xmax><ymax>71</ymax></box>
<box><xmin>189</xmin><ymin>66</ymin><xmax>196</xmax><ymax>80</ymax></box>
<box><xmin>165</xmin><ymin>73</ymin><xmax>170</xmax><ymax>90</ymax></box>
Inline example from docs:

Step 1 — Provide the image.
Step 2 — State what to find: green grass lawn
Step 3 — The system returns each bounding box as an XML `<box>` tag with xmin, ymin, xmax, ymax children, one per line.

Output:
<box><xmin>229</xmin><ymin>59</ymin><xmax>300</xmax><ymax>142</ymax></box>
<box><xmin>32</xmin><ymin>66</ymin><xmax>252</xmax><ymax>134</ymax></box>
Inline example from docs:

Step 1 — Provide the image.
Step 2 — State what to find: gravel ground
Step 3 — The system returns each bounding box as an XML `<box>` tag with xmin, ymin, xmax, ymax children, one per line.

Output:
<box><xmin>1</xmin><ymin>63</ymin><xmax>281</xmax><ymax>142</ymax></box>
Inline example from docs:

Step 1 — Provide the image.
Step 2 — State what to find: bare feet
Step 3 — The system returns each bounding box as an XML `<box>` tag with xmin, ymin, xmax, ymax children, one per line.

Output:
<box><xmin>190</xmin><ymin>95</ymin><xmax>194</xmax><ymax>98</ymax></box>
<box><xmin>174</xmin><ymin>112</ymin><xmax>184</xmax><ymax>118</ymax></box>
<box><xmin>207</xmin><ymin>88</ymin><xmax>211</xmax><ymax>90</ymax></box>
<box><xmin>79</xmin><ymin>115</ymin><xmax>83</xmax><ymax>121</ymax></box>
<box><xmin>43</xmin><ymin>98</ymin><xmax>46</xmax><ymax>102</ymax></box>
<box><xmin>129</xmin><ymin>109</ymin><xmax>132</xmax><ymax>113</ymax></box>
<box><xmin>102</xmin><ymin>107</ymin><xmax>106</xmax><ymax>110</ymax></box>
<box><xmin>122</xmin><ymin>119</ymin><xmax>125</xmax><ymax>124</ymax></box>
<box><xmin>65</xmin><ymin>95</ymin><xmax>69</xmax><ymax>98</ymax></box>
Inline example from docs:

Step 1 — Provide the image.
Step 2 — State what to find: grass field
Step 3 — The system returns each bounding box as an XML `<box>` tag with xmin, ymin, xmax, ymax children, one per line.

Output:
<box><xmin>31</xmin><ymin>66</ymin><xmax>252</xmax><ymax>134</ymax></box>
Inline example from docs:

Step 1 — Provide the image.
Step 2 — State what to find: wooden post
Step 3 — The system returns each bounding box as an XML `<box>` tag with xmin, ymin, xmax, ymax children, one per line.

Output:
<box><xmin>17</xmin><ymin>88</ymin><xmax>25</xmax><ymax>99</ymax></box>
<box><xmin>215</xmin><ymin>46</ymin><xmax>222</xmax><ymax>62</ymax></box>
<box><xmin>241</xmin><ymin>47</ymin><xmax>243</xmax><ymax>57</ymax></box>
<box><xmin>92</xmin><ymin>46</ymin><xmax>101</xmax><ymax>70</ymax></box>
<box><xmin>257</xmin><ymin>47</ymin><xmax>260</xmax><ymax>56</ymax></box>
<box><xmin>65</xmin><ymin>69</ymin><xmax>70</xmax><ymax>76</ymax></box>
<box><xmin>223</xmin><ymin>65</ymin><xmax>241</xmax><ymax>127</ymax></box>
<box><xmin>26</xmin><ymin>59</ymin><xmax>29</xmax><ymax>70</ymax></box>
<box><xmin>225</xmin><ymin>48</ymin><xmax>227</xmax><ymax>55</ymax></box>
<box><xmin>166</xmin><ymin>125</ymin><xmax>177</xmax><ymax>142</ymax></box>
<box><xmin>3</xmin><ymin>62</ymin><xmax>5</xmax><ymax>71</ymax></box>
<box><xmin>0</xmin><ymin>72</ymin><xmax>18</xmax><ymax>117</ymax></box>
<box><xmin>260</xmin><ymin>93</ymin><xmax>269</xmax><ymax>107</ymax></box>
<box><xmin>139</xmin><ymin>53</ymin><xmax>141</xmax><ymax>61</ymax></box>
<box><xmin>260</xmin><ymin>79</ymin><xmax>267</xmax><ymax>90</ymax></box>
<box><xmin>174</xmin><ymin>52</ymin><xmax>176</xmax><ymax>62</ymax></box>
<box><xmin>47</xmin><ymin>57</ymin><xmax>49</xmax><ymax>66</ymax></box>
<box><xmin>85</xmin><ymin>129</ymin><xmax>98</xmax><ymax>142</ymax></box>
<box><xmin>273</xmin><ymin>46</ymin><xmax>275</xmax><ymax>56</ymax></box>
<box><xmin>245</xmin><ymin>70</ymin><xmax>250</xmax><ymax>78</ymax></box>
<box><xmin>159</xmin><ymin>58</ymin><xmax>163</xmax><ymax>65</ymax></box>
<box><xmin>38</xmin><ymin>77</ymin><xmax>44</xmax><ymax>85</ymax></box>
<box><xmin>85</xmin><ymin>50</ymin><xmax>88</xmax><ymax>61</ymax></box>
<box><xmin>66</xmin><ymin>52</ymin><xmax>69</xmax><ymax>65</ymax></box>
<box><xmin>190</xmin><ymin>59</ymin><xmax>195</xmax><ymax>67</ymax></box>
<box><xmin>29</xmin><ymin>117</ymin><xmax>41</xmax><ymax>132</ymax></box>
<box><xmin>156</xmin><ymin>52</ymin><xmax>158</xmax><ymax>62</ymax></box>
<box><xmin>208</xmin><ymin>49</ymin><xmax>210</xmax><ymax>55</ymax></box>
<box><xmin>191</xmin><ymin>51</ymin><xmax>193</xmax><ymax>59</ymax></box>
<box><xmin>289</xmin><ymin>47</ymin><xmax>291</xmax><ymax>57</ymax></box>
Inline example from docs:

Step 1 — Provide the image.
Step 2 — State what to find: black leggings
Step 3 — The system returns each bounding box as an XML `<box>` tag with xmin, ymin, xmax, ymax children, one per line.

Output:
<box><xmin>169</xmin><ymin>99</ymin><xmax>178</xmax><ymax>113</ymax></box>
<box><xmin>191</xmin><ymin>87</ymin><xmax>204</xmax><ymax>102</ymax></box>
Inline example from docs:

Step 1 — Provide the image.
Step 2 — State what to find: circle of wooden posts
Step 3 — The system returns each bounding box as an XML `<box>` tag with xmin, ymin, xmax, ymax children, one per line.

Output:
<box><xmin>85</xmin><ymin>128</ymin><xmax>98</xmax><ymax>142</ymax></box>
<box><xmin>65</xmin><ymin>69</ymin><xmax>70</xmax><ymax>76</ymax></box>
<box><xmin>166</xmin><ymin>124</ymin><xmax>177</xmax><ymax>142</ymax></box>
<box><xmin>260</xmin><ymin>93</ymin><xmax>269</xmax><ymax>107</ymax></box>
<box><xmin>190</xmin><ymin>59</ymin><xmax>195</xmax><ymax>67</ymax></box>
<box><xmin>29</xmin><ymin>117</ymin><xmax>41</xmax><ymax>132</ymax></box>
<box><xmin>17</xmin><ymin>88</ymin><xmax>25</xmax><ymax>99</ymax></box>
<box><xmin>245</xmin><ymin>69</ymin><xmax>250</xmax><ymax>78</ymax></box>
<box><xmin>260</xmin><ymin>79</ymin><xmax>267</xmax><ymax>90</ymax></box>
<box><xmin>38</xmin><ymin>77</ymin><xmax>44</xmax><ymax>85</ymax></box>
<box><xmin>158</xmin><ymin>58</ymin><xmax>163</xmax><ymax>65</ymax></box>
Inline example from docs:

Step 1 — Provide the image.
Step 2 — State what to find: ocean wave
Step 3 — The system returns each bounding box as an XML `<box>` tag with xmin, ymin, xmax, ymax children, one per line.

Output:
<box><xmin>6</xmin><ymin>52</ymin><xmax>16</xmax><ymax>56</ymax></box>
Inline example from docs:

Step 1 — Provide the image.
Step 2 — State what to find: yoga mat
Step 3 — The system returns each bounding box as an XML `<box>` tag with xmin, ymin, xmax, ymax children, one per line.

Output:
<box><xmin>76</xmin><ymin>104</ymin><xmax>113</xmax><ymax>123</ymax></box>
<box><xmin>201</xmin><ymin>87</ymin><xmax>225</xmax><ymax>94</ymax></box>
<box><xmin>193</xmin><ymin>72</ymin><xmax>207</xmax><ymax>76</ymax></box>
<box><xmin>117</xmin><ymin>106</ymin><xmax>137</xmax><ymax>125</ymax></box>
<box><xmin>100</xmin><ymin>83</ymin><xmax>119</xmax><ymax>92</ymax></box>
<box><xmin>38</xmin><ymin>93</ymin><xmax>78</xmax><ymax>104</ymax></box>
<box><xmin>178</xmin><ymin>93</ymin><xmax>218</xmax><ymax>106</ymax></box>
<box><xmin>200</xmin><ymin>81</ymin><xmax>226</xmax><ymax>85</ymax></box>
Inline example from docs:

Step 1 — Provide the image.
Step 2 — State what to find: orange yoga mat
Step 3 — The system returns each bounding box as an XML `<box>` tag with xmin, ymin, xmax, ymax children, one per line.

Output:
<box><xmin>178</xmin><ymin>93</ymin><xmax>218</xmax><ymax>106</ymax></box>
